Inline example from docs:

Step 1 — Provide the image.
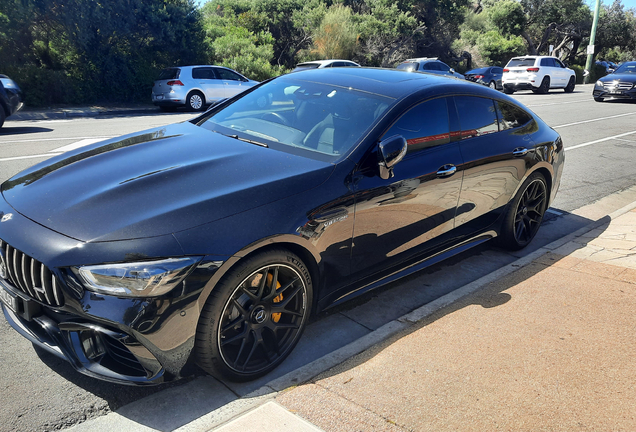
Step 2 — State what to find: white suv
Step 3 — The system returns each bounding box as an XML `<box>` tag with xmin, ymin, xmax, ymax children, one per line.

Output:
<box><xmin>502</xmin><ymin>56</ymin><xmax>576</xmax><ymax>94</ymax></box>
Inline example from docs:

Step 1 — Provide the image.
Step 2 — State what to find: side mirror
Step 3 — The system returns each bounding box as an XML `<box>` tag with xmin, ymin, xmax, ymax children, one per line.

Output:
<box><xmin>450</xmin><ymin>68</ymin><xmax>456</xmax><ymax>74</ymax></box>
<box><xmin>378</xmin><ymin>135</ymin><xmax>407</xmax><ymax>180</ymax></box>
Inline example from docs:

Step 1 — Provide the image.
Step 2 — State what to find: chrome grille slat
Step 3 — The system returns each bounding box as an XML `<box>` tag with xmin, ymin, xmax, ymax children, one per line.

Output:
<box><xmin>0</xmin><ymin>238</ymin><xmax>64</xmax><ymax>307</ymax></box>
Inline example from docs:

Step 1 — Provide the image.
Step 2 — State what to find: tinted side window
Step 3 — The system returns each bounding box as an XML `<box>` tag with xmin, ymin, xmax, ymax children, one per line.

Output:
<box><xmin>158</xmin><ymin>68</ymin><xmax>180</xmax><ymax>80</ymax></box>
<box><xmin>192</xmin><ymin>67</ymin><xmax>216</xmax><ymax>79</ymax></box>
<box><xmin>493</xmin><ymin>67</ymin><xmax>503</xmax><ymax>74</ymax></box>
<box><xmin>437</xmin><ymin>62</ymin><xmax>450</xmax><ymax>72</ymax></box>
<box><xmin>217</xmin><ymin>69</ymin><xmax>243</xmax><ymax>81</ymax></box>
<box><xmin>454</xmin><ymin>96</ymin><xmax>498</xmax><ymax>139</ymax></box>
<box><xmin>383</xmin><ymin>98</ymin><xmax>450</xmax><ymax>154</ymax></box>
<box><xmin>555</xmin><ymin>59</ymin><xmax>565</xmax><ymax>68</ymax></box>
<box><xmin>540</xmin><ymin>58</ymin><xmax>555</xmax><ymax>67</ymax></box>
<box><xmin>496</xmin><ymin>101</ymin><xmax>533</xmax><ymax>130</ymax></box>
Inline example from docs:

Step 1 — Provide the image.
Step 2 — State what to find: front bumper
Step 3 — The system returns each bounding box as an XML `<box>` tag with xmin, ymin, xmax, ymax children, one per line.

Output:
<box><xmin>0</xmin><ymin>204</ymin><xmax>223</xmax><ymax>385</ymax></box>
<box><xmin>593</xmin><ymin>86</ymin><xmax>636</xmax><ymax>101</ymax></box>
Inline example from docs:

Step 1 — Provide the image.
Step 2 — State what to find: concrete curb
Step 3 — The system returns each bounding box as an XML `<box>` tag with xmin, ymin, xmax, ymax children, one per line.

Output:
<box><xmin>199</xmin><ymin>197</ymin><xmax>636</xmax><ymax>431</ymax></box>
<box><xmin>9</xmin><ymin>107</ymin><xmax>159</xmax><ymax>121</ymax></box>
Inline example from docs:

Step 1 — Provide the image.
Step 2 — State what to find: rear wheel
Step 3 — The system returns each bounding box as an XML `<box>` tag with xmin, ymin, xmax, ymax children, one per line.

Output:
<box><xmin>564</xmin><ymin>77</ymin><xmax>575</xmax><ymax>93</ymax></box>
<box><xmin>536</xmin><ymin>77</ymin><xmax>550</xmax><ymax>94</ymax></box>
<box><xmin>497</xmin><ymin>172</ymin><xmax>548</xmax><ymax>251</ymax></box>
<box><xmin>489</xmin><ymin>81</ymin><xmax>497</xmax><ymax>90</ymax></box>
<box><xmin>503</xmin><ymin>87</ymin><xmax>515</xmax><ymax>94</ymax></box>
<box><xmin>195</xmin><ymin>249</ymin><xmax>312</xmax><ymax>381</ymax></box>
<box><xmin>0</xmin><ymin>105</ymin><xmax>5</xmax><ymax>129</ymax></box>
<box><xmin>186</xmin><ymin>91</ymin><xmax>205</xmax><ymax>111</ymax></box>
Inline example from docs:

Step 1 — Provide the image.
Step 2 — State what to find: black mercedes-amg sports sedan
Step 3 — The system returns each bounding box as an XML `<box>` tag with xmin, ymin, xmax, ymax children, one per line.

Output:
<box><xmin>0</xmin><ymin>68</ymin><xmax>564</xmax><ymax>385</ymax></box>
<box><xmin>593</xmin><ymin>61</ymin><xmax>636</xmax><ymax>102</ymax></box>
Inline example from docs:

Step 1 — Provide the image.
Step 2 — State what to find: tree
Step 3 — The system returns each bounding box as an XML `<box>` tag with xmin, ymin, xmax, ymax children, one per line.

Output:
<box><xmin>311</xmin><ymin>5</ymin><xmax>358</xmax><ymax>59</ymax></box>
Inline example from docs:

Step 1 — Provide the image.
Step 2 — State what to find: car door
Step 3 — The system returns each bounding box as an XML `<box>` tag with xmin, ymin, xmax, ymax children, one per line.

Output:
<box><xmin>553</xmin><ymin>58</ymin><xmax>570</xmax><ymax>86</ymax></box>
<box><xmin>350</xmin><ymin>97</ymin><xmax>464</xmax><ymax>279</ymax></box>
<box><xmin>192</xmin><ymin>67</ymin><xmax>224</xmax><ymax>102</ymax></box>
<box><xmin>491</xmin><ymin>67</ymin><xmax>504</xmax><ymax>88</ymax></box>
<box><xmin>216</xmin><ymin>68</ymin><xmax>249</xmax><ymax>98</ymax></box>
<box><xmin>452</xmin><ymin>96</ymin><xmax>532</xmax><ymax>234</ymax></box>
<box><xmin>540</xmin><ymin>58</ymin><xmax>560</xmax><ymax>87</ymax></box>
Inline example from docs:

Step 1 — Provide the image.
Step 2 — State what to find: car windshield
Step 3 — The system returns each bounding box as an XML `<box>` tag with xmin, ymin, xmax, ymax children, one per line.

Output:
<box><xmin>200</xmin><ymin>77</ymin><xmax>394</xmax><ymax>158</ymax></box>
<box><xmin>614</xmin><ymin>63</ymin><xmax>636</xmax><ymax>74</ymax></box>
<box><xmin>396</xmin><ymin>62</ymin><xmax>418</xmax><ymax>71</ymax></box>
<box><xmin>158</xmin><ymin>68</ymin><xmax>180</xmax><ymax>80</ymax></box>
<box><xmin>507</xmin><ymin>58</ymin><xmax>536</xmax><ymax>67</ymax></box>
<box><xmin>467</xmin><ymin>68</ymin><xmax>489</xmax><ymax>74</ymax></box>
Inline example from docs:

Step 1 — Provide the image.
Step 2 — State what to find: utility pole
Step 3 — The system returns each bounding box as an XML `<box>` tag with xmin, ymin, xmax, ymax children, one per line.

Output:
<box><xmin>584</xmin><ymin>0</ymin><xmax>602</xmax><ymax>84</ymax></box>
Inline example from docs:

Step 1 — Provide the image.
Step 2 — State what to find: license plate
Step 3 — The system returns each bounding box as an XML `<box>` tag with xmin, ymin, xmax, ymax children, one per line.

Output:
<box><xmin>0</xmin><ymin>283</ymin><xmax>18</xmax><ymax>313</ymax></box>
<box><xmin>610</xmin><ymin>90</ymin><xmax>623</xmax><ymax>95</ymax></box>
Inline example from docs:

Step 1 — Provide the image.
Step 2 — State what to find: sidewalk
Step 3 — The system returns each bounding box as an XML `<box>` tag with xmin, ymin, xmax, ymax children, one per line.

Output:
<box><xmin>217</xmin><ymin>206</ymin><xmax>636</xmax><ymax>431</ymax></box>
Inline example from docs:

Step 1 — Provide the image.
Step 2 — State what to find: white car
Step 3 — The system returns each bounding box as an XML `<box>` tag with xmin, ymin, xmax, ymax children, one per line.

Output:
<box><xmin>291</xmin><ymin>59</ymin><xmax>360</xmax><ymax>72</ymax></box>
<box><xmin>502</xmin><ymin>56</ymin><xmax>576</xmax><ymax>94</ymax></box>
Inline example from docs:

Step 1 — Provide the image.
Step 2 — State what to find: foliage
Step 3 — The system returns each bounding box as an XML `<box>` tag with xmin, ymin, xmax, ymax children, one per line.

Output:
<box><xmin>311</xmin><ymin>5</ymin><xmax>358</xmax><ymax>60</ymax></box>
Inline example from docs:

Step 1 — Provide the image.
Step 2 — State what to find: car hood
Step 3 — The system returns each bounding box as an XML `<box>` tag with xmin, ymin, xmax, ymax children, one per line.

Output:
<box><xmin>600</xmin><ymin>73</ymin><xmax>636</xmax><ymax>83</ymax></box>
<box><xmin>1</xmin><ymin>122</ymin><xmax>334</xmax><ymax>242</ymax></box>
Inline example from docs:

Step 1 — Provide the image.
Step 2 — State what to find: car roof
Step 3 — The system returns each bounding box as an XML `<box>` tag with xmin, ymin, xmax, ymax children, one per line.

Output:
<box><xmin>279</xmin><ymin>67</ymin><xmax>478</xmax><ymax>99</ymax></box>
<box><xmin>403</xmin><ymin>57</ymin><xmax>439</xmax><ymax>62</ymax></box>
<box><xmin>297</xmin><ymin>60</ymin><xmax>358</xmax><ymax>66</ymax></box>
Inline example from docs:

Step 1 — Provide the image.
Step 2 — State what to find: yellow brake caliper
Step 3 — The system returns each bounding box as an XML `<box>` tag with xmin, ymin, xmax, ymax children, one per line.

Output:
<box><xmin>266</xmin><ymin>273</ymin><xmax>283</xmax><ymax>323</ymax></box>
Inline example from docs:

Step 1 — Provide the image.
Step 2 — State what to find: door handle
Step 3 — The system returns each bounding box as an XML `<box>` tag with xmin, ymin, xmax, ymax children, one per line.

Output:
<box><xmin>513</xmin><ymin>147</ymin><xmax>529</xmax><ymax>157</ymax></box>
<box><xmin>436</xmin><ymin>164</ymin><xmax>457</xmax><ymax>177</ymax></box>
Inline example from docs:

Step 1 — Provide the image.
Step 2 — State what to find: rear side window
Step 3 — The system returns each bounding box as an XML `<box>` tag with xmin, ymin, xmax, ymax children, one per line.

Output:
<box><xmin>492</xmin><ymin>67</ymin><xmax>503</xmax><ymax>74</ymax></box>
<box><xmin>507</xmin><ymin>58</ymin><xmax>537</xmax><ymax>67</ymax></box>
<box><xmin>383</xmin><ymin>98</ymin><xmax>450</xmax><ymax>154</ymax></box>
<box><xmin>192</xmin><ymin>67</ymin><xmax>217</xmax><ymax>79</ymax></box>
<box><xmin>437</xmin><ymin>62</ymin><xmax>450</xmax><ymax>72</ymax></box>
<box><xmin>496</xmin><ymin>101</ymin><xmax>533</xmax><ymax>130</ymax></box>
<box><xmin>397</xmin><ymin>62</ymin><xmax>418</xmax><ymax>71</ymax></box>
<box><xmin>454</xmin><ymin>96</ymin><xmax>498</xmax><ymax>139</ymax></box>
<box><xmin>540</xmin><ymin>58</ymin><xmax>556</xmax><ymax>67</ymax></box>
<box><xmin>217</xmin><ymin>69</ymin><xmax>243</xmax><ymax>81</ymax></box>
<box><xmin>158</xmin><ymin>68</ymin><xmax>180</xmax><ymax>80</ymax></box>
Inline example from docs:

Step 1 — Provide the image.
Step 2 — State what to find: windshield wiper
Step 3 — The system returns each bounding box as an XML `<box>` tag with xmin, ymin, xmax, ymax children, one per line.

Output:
<box><xmin>212</xmin><ymin>130</ymin><xmax>268</xmax><ymax>148</ymax></box>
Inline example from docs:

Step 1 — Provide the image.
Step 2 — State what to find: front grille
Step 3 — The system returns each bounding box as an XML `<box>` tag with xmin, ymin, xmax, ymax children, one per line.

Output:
<box><xmin>604</xmin><ymin>81</ymin><xmax>634</xmax><ymax>90</ymax></box>
<box><xmin>0</xmin><ymin>239</ymin><xmax>64</xmax><ymax>307</ymax></box>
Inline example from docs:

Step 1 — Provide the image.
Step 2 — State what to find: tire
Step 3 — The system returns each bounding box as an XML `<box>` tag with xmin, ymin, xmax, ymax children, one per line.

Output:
<box><xmin>503</xmin><ymin>87</ymin><xmax>515</xmax><ymax>94</ymax></box>
<box><xmin>497</xmin><ymin>172</ymin><xmax>548</xmax><ymax>251</ymax></box>
<box><xmin>195</xmin><ymin>249</ymin><xmax>313</xmax><ymax>381</ymax></box>
<box><xmin>564</xmin><ymin>77</ymin><xmax>575</xmax><ymax>93</ymax></box>
<box><xmin>594</xmin><ymin>97</ymin><xmax>604</xmax><ymax>102</ymax></box>
<box><xmin>489</xmin><ymin>81</ymin><xmax>497</xmax><ymax>90</ymax></box>
<box><xmin>537</xmin><ymin>77</ymin><xmax>550</xmax><ymax>94</ymax></box>
<box><xmin>0</xmin><ymin>105</ymin><xmax>5</xmax><ymax>129</ymax></box>
<box><xmin>186</xmin><ymin>91</ymin><xmax>205</xmax><ymax>111</ymax></box>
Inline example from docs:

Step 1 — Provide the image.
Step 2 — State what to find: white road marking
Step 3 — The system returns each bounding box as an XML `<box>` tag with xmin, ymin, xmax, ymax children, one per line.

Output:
<box><xmin>0</xmin><ymin>153</ymin><xmax>63</xmax><ymax>162</ymax></box>
<box><xmin>50</xmin><ymin>138</ymin><xmax>106</xmax><ymax>153</ymax></box>
<box><xmin>552</xmin><ymin>112</ymin><xmax>636</xmax><ymax>128</ymax></box>
<box><xmin>525</xmin><ymin>99</ymin><xmax>589</xmax><ymax>107</ymax></box>
<box><xmin>565</xmin><ymin>130</ymin><xmax>636</xmax><ymax>151</ymax></box>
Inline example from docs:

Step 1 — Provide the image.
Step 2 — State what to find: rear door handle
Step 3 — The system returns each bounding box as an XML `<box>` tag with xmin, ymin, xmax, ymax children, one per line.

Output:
<box><xmin>513</xmin><ymin>147</ymin><xmax>529</xmax><ymax>157</ymax></box>
<box><xmin>436</xmin><ymin>164</ymin><xmax>457</xmax><ymax>177</ymax></box>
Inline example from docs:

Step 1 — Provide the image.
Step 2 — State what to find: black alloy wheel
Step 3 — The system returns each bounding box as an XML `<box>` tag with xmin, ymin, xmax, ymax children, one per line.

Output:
<box><xmin>196</xmin><ymin>249</ymin><xmax>312</xmax><ymax>381</ymax></box>
<box><xmin>498</xmin><ymin>172</ymin><xmax>548</xmax><ymax>251</ymax></box>
<box><xmin>564</xmin><ymin>77</ymin><xmax>575</xmax><ymax>93</ymax></box>
<box><xmin>537</xmin><ymin>77</ymin><xmax>550</xmax><ymax>94</ymax></box>
<box><xmin>504</xmin><ymin>87</ymin><xmax>515</xmax><ymax>94</ymax></box>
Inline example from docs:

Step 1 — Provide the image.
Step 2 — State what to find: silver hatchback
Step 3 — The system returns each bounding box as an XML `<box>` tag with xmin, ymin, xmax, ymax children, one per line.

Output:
<box><xmin>151</xmin><ymin>65</ymin><xmax>259</xmax><ymax>111</ymax></box>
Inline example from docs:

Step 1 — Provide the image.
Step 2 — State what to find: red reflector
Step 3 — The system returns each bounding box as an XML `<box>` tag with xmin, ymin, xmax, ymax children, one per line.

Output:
<box><xmin>527</xmin><ymin>67</ymin><xmax>540</xmax><ymax>72</ymax></box>
<box><xmin>167</xmin><ymin>80</ymin><xmax>184</xmax><ymax>86</ymax></box>
<box><xmin>503</xmin><ymin>68</ymin><xmax>509</xmax><ymax>72</ymax></box>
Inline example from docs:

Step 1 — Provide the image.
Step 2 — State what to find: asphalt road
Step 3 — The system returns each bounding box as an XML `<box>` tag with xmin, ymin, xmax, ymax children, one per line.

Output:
<box><xmin>1</xmin><ymin>85</ymin><xmax>636</xmax><ymax>432</ymax></box>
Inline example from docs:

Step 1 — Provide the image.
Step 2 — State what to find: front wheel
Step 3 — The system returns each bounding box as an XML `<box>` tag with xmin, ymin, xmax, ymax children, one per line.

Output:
<box><xmin>497</xmin><ymin>172</ymin><xmax>548</xmax><ymax>251</ymax></box>
<box><xmin>195</xmin><ymin>249</ymin><xmax>313</xmax><ymax>381</ymax></box>
<box><xmin>564</xmin><ymin>77</ymin><xmax>575</xmax><ymax>93</ymax></box>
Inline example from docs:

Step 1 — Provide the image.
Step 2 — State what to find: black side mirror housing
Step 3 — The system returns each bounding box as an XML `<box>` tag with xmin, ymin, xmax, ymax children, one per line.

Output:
<box><xmin>377</xmin><ymin>135</ymin><xmax>407</xmax><ymax>180</ymax></box>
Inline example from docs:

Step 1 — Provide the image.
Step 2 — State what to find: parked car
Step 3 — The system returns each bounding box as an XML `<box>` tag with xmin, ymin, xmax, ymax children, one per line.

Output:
<box><xmin>465</xmin><ymin>66</ymin><xmax>504</xmax><ymax>90</ymax></box>
<box><xmin>0</xmin><ymin>75</ymin><xmax>23</xmax><ymax>129</ymax></box>
<box><xmin>595</xmin><ymin>60</ymin><xmax>618</xmax><ymax>74</ymax></box>
<box><xmin>593</xmin><ymin>61</ymin><xmax>636</xmax><ymax>102</ymax></box>
<box><xmin>0</xmin><ymin>68</ymin><xmax>564</xmax><ymax>385</ymax></box>
<box><xmin>291</xmin><ymin>59</ymin><xmax>360</xmax><ymax>72</ymax></box>
<box><xmin>502</xmin><ymin>56</ymin><xmax>576</xmax><ymax>94</ymax></box>
<box><xmin>151</xmin><ymin>65</ymin><xmax>258</xmax><ymax>112</ymax></box>
<box><xmin>396</xmin><ymin>58</ymin><xmax>465</xmax><ymax>79</ymax></box>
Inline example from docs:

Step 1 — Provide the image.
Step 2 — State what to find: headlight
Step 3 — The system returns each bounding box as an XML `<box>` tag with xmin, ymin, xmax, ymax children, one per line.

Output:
<box><xmin>596</xmin><ymin>80</ymin><xmax>604</xmax><ymax>87</ymax></box>
<box><xmin>76</xmin><ymin>257</ymin><xmax>202</xmax><ymax>297</ymax></box>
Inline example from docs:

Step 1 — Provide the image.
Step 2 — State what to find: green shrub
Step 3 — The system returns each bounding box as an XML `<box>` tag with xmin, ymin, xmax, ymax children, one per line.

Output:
<box><xmin>570</xmin><ymin>64</ymin><xmax>584</xmax><ymax>84</ymax></box>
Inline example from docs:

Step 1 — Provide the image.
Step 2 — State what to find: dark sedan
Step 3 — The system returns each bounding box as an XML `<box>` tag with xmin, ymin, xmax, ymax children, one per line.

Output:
<box><xmin>464</xmin><ymin>66</ymin><xmax>504</xmax><ymax>90</ymax></box>
<box><xmin>0</xmin><ymin>68</ymin><xmax>564</xmax><ymax>385</ymax></box>
<box><xmin>593</xmin><ymin>61</ymin><xmax>636</xmax><ymax>102</ymax></box>
<box><xmin>0</xmin><ymin>75</ymin><xmax>23</xmax><ymax>129</ymax></box>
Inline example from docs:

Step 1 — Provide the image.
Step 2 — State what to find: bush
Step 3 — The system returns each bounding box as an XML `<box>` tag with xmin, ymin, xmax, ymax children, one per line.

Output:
<box><xmin>570</xmin><ymin>64</ymin><xmax>585</xmax><ymax>84</ymax></box>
